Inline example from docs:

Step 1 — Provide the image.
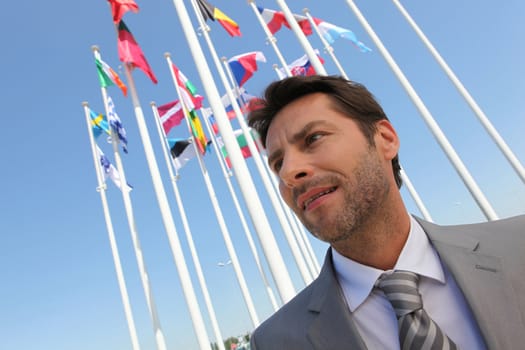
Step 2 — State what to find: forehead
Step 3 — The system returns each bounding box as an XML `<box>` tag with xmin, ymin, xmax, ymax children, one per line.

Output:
<box><xmin>266</xmin><ymin>93</ymin><xmax>339</xmax><ymax>145</ymax></box>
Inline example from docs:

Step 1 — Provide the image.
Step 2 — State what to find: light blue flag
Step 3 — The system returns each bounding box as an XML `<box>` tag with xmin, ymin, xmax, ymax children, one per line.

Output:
<box><xmin>317</xmin><ymin>20</ymin><xmax>372</xmax><ymax>53</ymax></box>
<box><xmin>89</xmin><ymin>109</ymin><xmax>110</xmax><ymax>139</ymax></box>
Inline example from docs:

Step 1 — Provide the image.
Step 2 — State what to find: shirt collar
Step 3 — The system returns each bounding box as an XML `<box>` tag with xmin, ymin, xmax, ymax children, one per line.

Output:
<box><xmin>332</xmin><ymin>216</ymin><xmax>445</xmax><ymax>312</ymax></box>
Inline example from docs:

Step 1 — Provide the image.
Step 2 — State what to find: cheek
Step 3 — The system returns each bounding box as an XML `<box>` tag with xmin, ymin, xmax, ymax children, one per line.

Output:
<box><xmin>278</xmin><ymin>182</ymin><xmax>295</xmax><ymax>208</ymax></box>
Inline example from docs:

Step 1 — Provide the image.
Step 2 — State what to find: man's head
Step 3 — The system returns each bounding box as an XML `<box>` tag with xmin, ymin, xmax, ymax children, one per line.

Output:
<box><xmin>248</xmin><ymin>75</ymin><xmax>402</xmax><ymax>188</ymax></box>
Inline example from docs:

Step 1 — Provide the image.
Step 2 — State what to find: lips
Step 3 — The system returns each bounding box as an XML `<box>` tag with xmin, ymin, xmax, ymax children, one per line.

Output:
<box><xmin>297</xmin><ymin>186</ymin><xmax>337</xmax><ymax>211</ymax></box>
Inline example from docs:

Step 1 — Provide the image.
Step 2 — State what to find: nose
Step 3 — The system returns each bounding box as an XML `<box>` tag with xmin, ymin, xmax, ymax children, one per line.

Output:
<box><xmin>278</xmin><ymin>153</ymin><xmax>312</xmax><ymax>188</ymax></box>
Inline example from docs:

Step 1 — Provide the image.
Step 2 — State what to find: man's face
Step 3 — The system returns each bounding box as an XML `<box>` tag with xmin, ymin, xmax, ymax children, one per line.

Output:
<box><xmin>266</xmin><ymin>93</ymin><xmax>394</xmax><ymax>244</ymax></box>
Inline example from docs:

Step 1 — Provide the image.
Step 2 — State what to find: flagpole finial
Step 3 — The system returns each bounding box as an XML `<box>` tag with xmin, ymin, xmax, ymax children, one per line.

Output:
<box><xmin>164</xmin><ymin>52</ymin><xmax>171</xmax><ymax>58</ymax></box>
<box><xmin>247</xmin><ymin>0</ymin><xmax>254</xmax><ymax>4</ymax></box>
<box><xmin>272</xmin><ymin>64</ymin><xmax>279</xmax><ymax>69</ymax></box>
<box><xmin>82</xmin><ymin>101</ymin><xmax>89</xmax><ymax>107</ymax></box>
<box><xmin>91</xmin><ymin>45</ymin><xmax>100</xmax><ymax>53</ymax></box>
<box><xmin>303</xmin><ymin>8</ymin><xmax>310</xmax><ymax>14</ymax></box>
<box><xmin>221</xmin><ymin>56</ymin><xmax>227</xmax><ymax>62</ymax></box>
<box><xmin>150</xmin><ymin>101</ymin><xmax>157</xmax><ymax>107</ymax></box>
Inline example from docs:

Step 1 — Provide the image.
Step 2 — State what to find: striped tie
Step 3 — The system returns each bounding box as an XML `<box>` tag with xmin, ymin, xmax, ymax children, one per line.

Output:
<box><xmin>377</xmin><ymin>271</ymin><xmax>458</xmax><ymax>350</ymax></box>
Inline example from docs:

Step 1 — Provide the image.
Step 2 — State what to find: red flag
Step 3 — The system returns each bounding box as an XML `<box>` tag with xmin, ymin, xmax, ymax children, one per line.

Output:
<box><xmin>117</xmin><ymin>20</ymin><xmax>158</xmax><ymax>84</ymax></box>
<box><xmin>108</xmin><ymin>0</ymin><xmax>139</xmax><ymax>24</ymax></box>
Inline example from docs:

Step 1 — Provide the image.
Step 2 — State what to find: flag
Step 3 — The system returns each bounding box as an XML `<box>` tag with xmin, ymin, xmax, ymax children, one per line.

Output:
<box><xmin>167</xmin><ymin>138</ymin><xmax>197</xmax><ymax>171</ymax></box>
<box><xmin>117</xmin><ymin>20</ymin><xmax>158</xmax><ymax>84</ymax></box>
<box><xmin>157</xmin><ymin>100</ymin><xmax>184</xmax><ymax>135</ymax></box>
<box><xmin>107</xmin><ymin>96</ymin><xmax>129</xmax><ymax>153</ymax></box>
<box><xmin>284</xmin><ymin>13</ymin><xmax>314</xmax><ymax>36</ymax></box>
<box><xmin>257</xmin><ymin>7</ymin><xmax>288</xmax><ymax>35</ymax></box>
<box><xmin>280</xmin><ymin>50</ymin><xmax>325</xmax><ymax>77</ymax></box>
<box><xmin>90</xmin><ymin>109</ymin><xmax>111</xmax><ymax>139</ymax></box>
<box><xmin>227</xmin><ymin>51</ymin><xmax>266</xmax><ymax>87</ymax></box>
<box><xmin>171</xmin><ymin>64</ymin><xmax>209</xmax><ymax>154</ymax></box>
<box><xmin>96</xmin><ymin>145</ymin><xmax>132</xmax><ymax>191</ymax></box>
<box><xmin>172</xmin><ymin>63</ymin><xmax>203</xmax><ymax>111</ymax></box>
<box><xmin>216</xmin><ymin>129</ymin><xmax>260</xmax><ymax>168</ymax></box>
<box><xmin>95</xmin><ymin>57</ymin><xmax>128</xmax><ymax>96</ymax></box>
<box><xmin>188</xmin><ymin>110</ymin><xmax>209</xmax><ymax>155</ymax></box>
<box><xmin>317</xmin><ymin>20</ymin><xmax>371</xmax><ymax>52</ymax></box>
<box><xmin>107</xmin><ymin>0</ymin><xmax>139</xmax><ymax>24</ymax></box>
<box><xmin>196</xmin><ymin>0</ymin><xmax>241</xmax><ymax>37</ymax></box>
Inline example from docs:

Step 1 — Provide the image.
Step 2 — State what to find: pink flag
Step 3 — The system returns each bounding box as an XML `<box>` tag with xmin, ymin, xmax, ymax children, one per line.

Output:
<box><xmin>117</xmin><ymin>20</ymin><xmax>158</xmax><ymax>84</ymax></box>
<box><xmin>158</xmin><ymin>100</ymin><xmax>184</xmax><ymax>134</ymax></box>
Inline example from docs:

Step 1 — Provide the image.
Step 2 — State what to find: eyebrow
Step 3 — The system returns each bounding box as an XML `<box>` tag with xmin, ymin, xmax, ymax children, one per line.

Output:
<box><xmin>267</xmin><ymin>120</ymin><xmax>331</xmax><ymax>168</ymax></box>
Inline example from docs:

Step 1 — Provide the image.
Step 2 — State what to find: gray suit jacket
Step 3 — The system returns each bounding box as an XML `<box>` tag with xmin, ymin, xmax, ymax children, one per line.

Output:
<box><xmin>250</xmin><ymin>215</ymin><xmax>525</xmax><ymax>349</ymax></box>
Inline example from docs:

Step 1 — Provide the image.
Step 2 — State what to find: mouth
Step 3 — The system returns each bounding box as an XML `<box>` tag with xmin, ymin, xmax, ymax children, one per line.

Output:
<box><xmin>301</xmin><ymin>186</ymin><xmax>337</xmax><ymax>211</ymax></box>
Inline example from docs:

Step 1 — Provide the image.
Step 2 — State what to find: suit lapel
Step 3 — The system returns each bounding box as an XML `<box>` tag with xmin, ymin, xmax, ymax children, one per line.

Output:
<box><xmin>417</xmin><ymin>217</ymin><xmax>525</xmax><ymax>349</ymax></box>
<box><xmin>306</xmin><ymin>250</ymin><xmax>367</xmax><ymax>350</ymax></box>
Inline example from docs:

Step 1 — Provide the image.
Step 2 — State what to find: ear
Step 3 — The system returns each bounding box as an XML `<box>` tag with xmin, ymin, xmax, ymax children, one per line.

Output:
<box><xmin>374</xmin><ymin>120</ymin><xmax>399</xmax><ymax>161</ymax></box>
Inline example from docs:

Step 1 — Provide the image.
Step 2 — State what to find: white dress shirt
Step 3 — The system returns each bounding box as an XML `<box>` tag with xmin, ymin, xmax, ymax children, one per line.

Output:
<box><xmin>332</xmin><ymin>216</ymin><xmax>486</xmax><ymax>349</ymax></box>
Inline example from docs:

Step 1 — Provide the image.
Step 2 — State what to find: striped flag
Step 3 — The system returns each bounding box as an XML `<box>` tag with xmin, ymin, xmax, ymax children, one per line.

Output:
<box><xmin>157</xmin><ymin>100</ymin><xmax>184</xmax><ymax>135</ymax></box>
<box><xmin>95</xmin><ymin>57</ymin><xmax>128</xmax><ymax>96</ymax></box>
<box><xmin>107</xmin><ymin>96</ymin><xmax>129</xmax><ymax>153</ymax></box>
<box><xmin>117</xmin><ymin>20</ymin><xmax>158</xmax><ymax>84</ymax></box>
<box><xmin>167</xmin><ymin>138</ymin><xmax>197</xmax><ymax>171</ymax></box>
<box><xmin>196</xmin><ymin>0</ymin><xmax>241</xmax><ymax>37</ymax></box>
<box><xmin>227</xmin><ymin>51</ymin><xmax>266</xmax><ymax>87</ymax></box>
<box><xmin>316</xmin><ymin>20</ymin><xmax>372</xmax><ymax>52</ymax></box>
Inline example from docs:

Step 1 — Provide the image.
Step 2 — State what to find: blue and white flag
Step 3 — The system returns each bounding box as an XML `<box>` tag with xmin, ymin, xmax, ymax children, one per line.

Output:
<box><xmin>107</xmin><ymin>95</ymin><xmax>129</xmax><ymax>153</ymax></box>
<box><xmin>96</xmin><ymin>145</ymin><xmax>132</xmax><ymax>191</ymax></box>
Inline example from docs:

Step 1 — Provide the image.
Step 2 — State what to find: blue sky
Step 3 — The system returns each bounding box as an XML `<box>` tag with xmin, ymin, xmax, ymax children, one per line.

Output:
<box><xmin>0</xmin><ymin>0</ymin><xmax>524</xmax><ymax>349</ymax></box>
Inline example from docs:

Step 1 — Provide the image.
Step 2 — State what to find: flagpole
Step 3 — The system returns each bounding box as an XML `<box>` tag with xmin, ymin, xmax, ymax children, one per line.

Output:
<box><xmin>400</xmin><ymin>168</ymin><xmax>433</xmax><ymax>222</ymax></box>
<box><xmin>303</xmin><ymin>8</ymin><xmax>348</xmax><ymax>79</ymax></box>
<box><xmin>122</xmin><ymin>64</ymin><xmax>212</xmax><ymax>350</ymax></box>
<box><xmin>202</xmin><ymin>109</ymin><xmax>280</xmax><ymax>311</ymax></box>
<box><xmin>150</xmin><ymin>103</ymin><xmax>226</xmax><ymax>350</ymax></box>
<box><xmin>170</xmin><ymin>0</ymin><xmax>296</xmax><ymax>303</ymax></box>
<box><xmin>220</xmin><ymin>56</ymin><xmax>314</xmax><ymax>285</ymax></box>
<box><xmin>165</xmin><ymin>55</ymin><xmax>261</xmax><ymax>327</ymax></box>
<box><xmin>274</xmin><ymin>0</ymin><xmax>326</xmax><ymax>75</ymax></box>
<box><xmin>247</xmin><ymin>0</ymin><xmax>292</xmax><ymax>77</ymax></box>
<box><xmin>343</xmin><ymin>0</ymin><xmax>499</xmax><ymax>221</ymax></box>
<box><xmin>82</xmin><ymin>102</ymin><xmax>141</xmax><ymax>350</ymax></box>
<box><xmin>392</xmin><ymin>0</ymin><xmax>525</xmax><ymax>183</ymax></box>
<box><xmin>92</xmin><ymin>47</ymin><xmax>169</xmax><ymax>350</ymax></box>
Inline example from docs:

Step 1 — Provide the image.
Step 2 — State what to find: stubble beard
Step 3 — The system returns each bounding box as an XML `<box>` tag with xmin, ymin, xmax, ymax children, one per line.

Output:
<box><xmin>302</xmin><ymin>149</ymin><xmax>391</xmax><ymax>245</ymax></box>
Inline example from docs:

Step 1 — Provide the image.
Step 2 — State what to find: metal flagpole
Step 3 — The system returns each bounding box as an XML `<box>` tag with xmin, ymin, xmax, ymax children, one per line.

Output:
<box><xmin>247</xmin><ymin>0</ymin><xmax>292</xmax><ymax>77</ymax></box>
<box><xmin>201</xmin><ymin>108</ymin><xmax>280</xmax><ymax>311</ymax></box>
<box><xmin>400</xmin><ymin>168</ymin><xmax>433</xmax><ymax>222</ymax></box>
<box><xmin>165</xmin><ymin>55</ymin><xmax>261</xmax><ymax>328</ymax></box>
<box><xmin>82</xmin><ymin>102</ymin><xmax>141</xmax><ymax>350</ymax></box>
<box><xmin>274</xmin><ymin>0</ymin><xmax>327</xmax><ymax>75</ymax></box>
<box><xmin>302</xmin><ymin>8</ymin><xmax>348</xmax><ymax>79</ymax></box>
<box><xmin>119</xmin><ymin>61</ymin><xmax>210</xmax><ymax>350</ymax></box>
<box><xmin>170</xmin><ymin>0</ymin><xmax>296</xmax><ymax>303</ymax></box>
<box><xmin>392</xmin><ymin>0</ymin><xmax>525</xmax><ymax>183</ymax></box>
<box><xmin>92</xmin><ymin>47</ymin><xmax>169</xmax><ymax>350</ymax></box>
<box><xmin>343</xmin><ymin>0</ymin><xmax>499</xmax><ymax>220</ymax></box>
<box><xmin>150</xmin><ymin>103</ymin><xmax>226</xmax><ymax>350</ymax></box>
<box><xmin>220</xmin><ymin>57</ymin><xmax>314</xmax><ymax>285</ymax></box>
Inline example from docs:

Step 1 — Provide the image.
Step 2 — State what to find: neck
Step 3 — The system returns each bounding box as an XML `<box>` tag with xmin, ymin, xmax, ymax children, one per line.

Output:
<box><xmin>332</xmin><ymin>198</ymin><xmax>410</xmax><ymax>271</ymax></box>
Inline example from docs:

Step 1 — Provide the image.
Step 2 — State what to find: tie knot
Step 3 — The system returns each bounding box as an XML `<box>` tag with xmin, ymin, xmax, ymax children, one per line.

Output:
<box><xmin>377</xmin><ymin>271</ymin><xmax>422</xmax><ymax>317</ymax></box>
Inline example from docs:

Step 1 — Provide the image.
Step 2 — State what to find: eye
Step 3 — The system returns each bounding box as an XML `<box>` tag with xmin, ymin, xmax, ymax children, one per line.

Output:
<box><xmin>305</xmin><ymin>132</ymin><xmax>324</xmax><ymax>146</ymax></box>
<box><xmin>272</xmin><ymin>158</ymin><xmax>283</xmax><ymax>173</ymax></box>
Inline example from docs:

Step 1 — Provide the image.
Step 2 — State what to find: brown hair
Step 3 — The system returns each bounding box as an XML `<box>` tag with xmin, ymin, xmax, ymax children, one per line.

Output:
<box><xmin>248</xmin><ymin>75</ymin><xmax>402</xmax><ymax>188</ymax></box>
